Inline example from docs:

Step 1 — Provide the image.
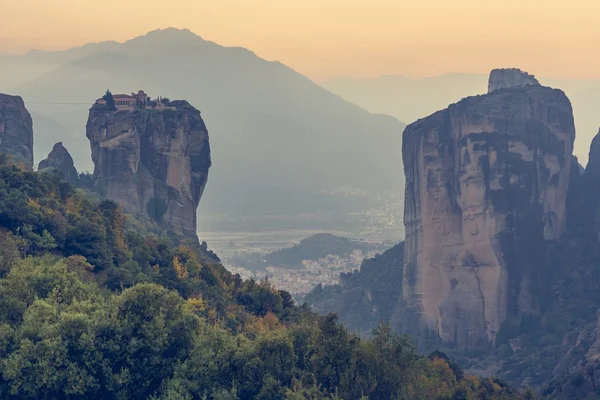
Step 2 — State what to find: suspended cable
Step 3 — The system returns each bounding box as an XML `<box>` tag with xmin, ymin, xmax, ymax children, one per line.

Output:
<box><xmin>24</xmin><ymin>101</ymin><xmax>90</xmax><ymax>105</ymax></box>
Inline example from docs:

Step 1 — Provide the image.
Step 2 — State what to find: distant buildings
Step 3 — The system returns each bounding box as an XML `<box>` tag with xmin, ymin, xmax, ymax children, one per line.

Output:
<box><xmin>226</xmin><ymin>248</ymin><xmax>382</xmax><ymax>299</ymax></box>
<box><xmin>95</xmin><ymin>90</ymin><xmax>174</xmax><ymax>111</ymax></box>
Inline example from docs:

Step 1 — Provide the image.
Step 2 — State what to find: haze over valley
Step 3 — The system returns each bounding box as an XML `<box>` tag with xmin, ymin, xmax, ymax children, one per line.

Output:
<box><xmin>3</xmin><ymin>2</ymin><xmax>600</xmax><ymax>398</ymax></box>
<box><xmin>1</xmin><ymin>28</ymin><xmax>406</xmax><ymax>252</ymax></box>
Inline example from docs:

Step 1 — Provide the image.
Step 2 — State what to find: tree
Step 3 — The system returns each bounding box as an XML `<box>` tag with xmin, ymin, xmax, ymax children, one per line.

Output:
<box><xmin>1</xmin><ymin>299</ymin><xmax>104</xmax><ymax>398</ymax></box>
<box><xmin>97</xmin><ymin>284</ymin><xmax>200</xmax><ymax>398</ymax></box>
<box><xmin>311</xmin><ymin>313</ymin><xmax>357</xmax><ymax>395</ymax></box>
<box><xmin>0</xmin><ymin>233</ymin><xmax>21</xmax><ymax>277</ymax></box>
<box><xmin>102</xmin><ymin>89</ymin><xmax>115</xmax><ymax>110</ymax></box>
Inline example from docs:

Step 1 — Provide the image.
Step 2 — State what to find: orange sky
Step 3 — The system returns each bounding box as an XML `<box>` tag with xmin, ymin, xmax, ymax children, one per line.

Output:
<box><xmin>2</xmin><ymin>0</ymin><xmax>600</xmax><ymax>81</ymax></box>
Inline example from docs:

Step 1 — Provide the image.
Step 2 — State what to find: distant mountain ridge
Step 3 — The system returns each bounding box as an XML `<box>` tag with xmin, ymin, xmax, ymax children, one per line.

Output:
<box><xmin>325</xmin><ymin>73</ymin><xmax>600</xmax><ymax>165</ymax></box>
<box><xmin>234</xmin><ymin>233</ymin><xmax>390</xmax><ymax>271</ymax></box>
<box><xmin>3</xmin><ymin>28</ymin><xmax>406</xmax><ymax>233</ymax></box>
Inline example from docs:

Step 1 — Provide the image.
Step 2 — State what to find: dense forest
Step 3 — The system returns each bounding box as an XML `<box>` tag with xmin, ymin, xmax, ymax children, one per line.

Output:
<box><xmin>0</xmin><ymin>159</ymin><xmax>533</xmax><ymax>399</ymax></box>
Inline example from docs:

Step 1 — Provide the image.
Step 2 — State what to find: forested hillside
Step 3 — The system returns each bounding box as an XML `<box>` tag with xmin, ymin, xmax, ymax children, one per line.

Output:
<box><xmin>0</xmin><ymin>159</ymin><xmax>531</xmax><ymax>399</ymax></box>
<box><xmin>305</xmin><ymin>242</ymin><xmax>404</xmax><ymax>335</ymax></box>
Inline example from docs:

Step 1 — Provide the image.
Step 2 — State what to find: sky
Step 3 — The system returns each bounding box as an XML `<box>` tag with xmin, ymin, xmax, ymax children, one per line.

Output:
<box><xmin>2</xmin><ymin>0</ymin><xmax>600</xmax><ymax>81</ymax></box>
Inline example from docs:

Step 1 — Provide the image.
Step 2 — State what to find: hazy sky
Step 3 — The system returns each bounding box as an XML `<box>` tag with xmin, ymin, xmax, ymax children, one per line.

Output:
<box><xmin>2</xmin><ymin>0</ymin><xmax>600</xmax><ymax>81</ymax></box>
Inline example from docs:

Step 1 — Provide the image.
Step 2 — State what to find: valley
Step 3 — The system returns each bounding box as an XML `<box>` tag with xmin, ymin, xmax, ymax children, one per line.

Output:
<box><xmin>2</xmin><ymin>9</ymin><xmax>600</xmax><ymax>397</ymax></box>
<box><xmin>199</xmin><ymin>218</ymin><xmax>399</xmax><ymax>299</ymax></box>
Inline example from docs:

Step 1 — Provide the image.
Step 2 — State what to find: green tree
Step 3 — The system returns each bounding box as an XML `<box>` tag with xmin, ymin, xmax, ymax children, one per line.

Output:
<box><xmin>166</xmin><ymin>323</ymin><xmax>253</xmax><ymax>398</ymax></box>
<box><xmin>256</xmin><ymin>333</ymin><xmax>296</xmax><ymax>388</ymax></box>
<box><xmin>2</xmin><ymin>299</ymin><xmax>104</xmax><ymax>398</ymax></box>
<box><xmin>0</xmin><ymin>233</ymin><xmax>21</xmax><ymax>277</ymax></box>
<box><xmin>97</xmin><ymin>284</ymin><xmax>200</xmax><ymax>399</ymax></box>
<box><xmin>310</xmin><ymin>313</ymin><xmax>357</xmax><ymax>396</ymax></box>
<box><xmin>102</xmin><ymin>89</ymin><xmax>115</xmax><ymax>110</ymax></box>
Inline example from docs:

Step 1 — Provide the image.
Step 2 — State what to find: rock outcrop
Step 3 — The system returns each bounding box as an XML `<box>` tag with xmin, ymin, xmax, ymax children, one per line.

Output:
<box><xmin>86</xmin><ymin>100</ymin><xmax>211</xmax><ymax>239</ymax></box>
<box><xmin>488</xmin><ymin>68</ymin><xmax>540</xmax><ymax>93</ymax></box>
<box><xmin>38</xmin><ymin>142</ymin><xmax>79</xmax><ymax>185</ymax></box>
<box><xmin>581</xmin><ymin>130</ymin><xmax>600</xmax><ymax>238</ymax></box>
<box><xmin>586</xmin><ymin>130</ymin><xmax>600</xmax><ymax>176</ymax></box>
<box><xmin>397</xmin><ymin>70</ymin><xmax>575</xmax><ymax>347</ymax></box>
<box><xmin>548</xmin><ymin>309</ymin><xmax>600</xmax><ymax>398</ymax></box>
<box><xmin>0</xmin><ymin>93</ymin><xmax>33</xmax><ymax>170</ymax></box>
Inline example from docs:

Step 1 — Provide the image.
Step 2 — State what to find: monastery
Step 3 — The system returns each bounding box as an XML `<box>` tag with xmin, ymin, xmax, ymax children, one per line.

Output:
<box><xmin>95</xmin><ymin>90</ymin><xmax>174</xmax><ymax>111</ymax></box>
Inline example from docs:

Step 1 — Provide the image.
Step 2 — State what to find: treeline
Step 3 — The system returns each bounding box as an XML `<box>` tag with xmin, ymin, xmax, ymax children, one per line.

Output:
<box><xmin>0</xmin><ymin>161</ymin><xmax>532</xmax><ymax>399</ymax></box>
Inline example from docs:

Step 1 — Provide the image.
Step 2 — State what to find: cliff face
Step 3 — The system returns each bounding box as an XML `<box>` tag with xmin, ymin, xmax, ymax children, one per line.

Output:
<box><xmin>581</xmin><ymin>130</ymin><xmax>600</xmax><ymax>238</ymax></box>
<box><xmin>549</xmin><ymin>309</ymin><xmax>600</xmax><ymax>399</ymax></box>
<box><xmin>38</xmin><ymin>142</ymin><xmax>79</xmax><ymax>185</ymax></box>
<box><xmin>86</xmin><ymin>100</ymin><xmax>211</xmax><ymax>238</ymax></box>
<box><xmin>398</xmin><ymin>70</ymin><xmax>575</xmax><ymax>347</ymax></box>
<box><xmin>0</xmin><ymin>93</ymin><xmax>34</xmax><ymax>170</ymax></box>
<box><xmin>586</xmin><ymin>130</ymin><xmax>600</xmax><ymax>176</ymax></box>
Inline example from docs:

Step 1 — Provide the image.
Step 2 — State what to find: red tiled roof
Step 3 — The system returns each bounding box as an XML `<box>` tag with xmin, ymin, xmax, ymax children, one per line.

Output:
<box><xmin>113</xmin><ymin>94</ymin><xmax>135</xmax><ymax>99</ymax></box>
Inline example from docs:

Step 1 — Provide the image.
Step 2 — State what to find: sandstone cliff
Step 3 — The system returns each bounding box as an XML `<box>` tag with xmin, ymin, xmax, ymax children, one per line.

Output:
<box><xmin>0</xmin><ymin>93</ymin><xmax>33</xmax><ymax>170</ymax></box>
<box><xmin>397</xmin><ymin>70</ymin><xmax>575</xmax><ymax>347</ymax></box>
<box><xmin>86</xmin><ymin>100</ymin><xmax>211</xmax><ymax>239</ymax></box>
<box><xmin>38</xmin><ymin>142</ymin><xmax>79</xmax><ymax>185</ymax></box>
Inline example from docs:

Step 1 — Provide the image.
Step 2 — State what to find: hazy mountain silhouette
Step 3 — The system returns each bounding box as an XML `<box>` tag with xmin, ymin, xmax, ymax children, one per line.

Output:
<box><xmin>4</xmin><ymin>28</ymin><xmax>406</xmax><ymax>232</ymax></box>
<box><xmin>326</xmin><ymin>74</ymin><xmax>487</xmax><ymax>126</ymax></box>
<box><xmin>325</xmin><ymin>74</ymin><xmax>600</xmax><ymax>164</ymax></box>
<box><xmin>0</xmin><ymin>40</ymin><xmax>124</xmax><ymax>90</ymax></box>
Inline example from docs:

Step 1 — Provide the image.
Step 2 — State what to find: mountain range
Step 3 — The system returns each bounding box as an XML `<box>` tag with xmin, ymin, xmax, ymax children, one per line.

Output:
<box><xmin>0</xmin><ymin>28</ymin><xmax>406</xmax><ymax>234</ymax></box>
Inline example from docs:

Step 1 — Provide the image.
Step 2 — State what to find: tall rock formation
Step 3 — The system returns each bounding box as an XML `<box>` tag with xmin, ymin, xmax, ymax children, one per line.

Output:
<box><xmin>38</xmin><ymin>142</ymin><xmax>79</xmax><ymax>185</ymax></box>
<box><xmin>398</xmin><ymin>69</ymin><xmax>575</xmax><ymax>347</ymax></box>
<box><xmin>585</xmin><ymin>130</ymin><xmax>600</xmax><ymax>177</ymax></box>
<box><xmin>86</xmin><ymin>100</ymin><xmax>211</xmax><ymax>239</ymax></box>
<box><xmin>578</xmin><ymin>129</ymin><xmax>600</xmax><ymax>239</ymax></box>
<box><xmin>0</xmin><ymin>93</ymin><xmax>33</xmax><ymax>170</ymax></box>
